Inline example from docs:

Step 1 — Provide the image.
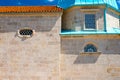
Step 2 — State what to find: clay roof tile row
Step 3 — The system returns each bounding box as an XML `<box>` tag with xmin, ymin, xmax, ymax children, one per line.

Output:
<box><xmin>0</xmin><ymin>6</ymin><xmax>62</xmax><ymax>12</ymax></box>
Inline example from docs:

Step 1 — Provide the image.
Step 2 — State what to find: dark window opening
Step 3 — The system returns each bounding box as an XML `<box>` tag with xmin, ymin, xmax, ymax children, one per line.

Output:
<box><xmin>19</xmin><ymin>29</ymin><xmax>33</xmax><ymax>36</ymax></box>
<box><xmin>85</xmin><ymin>14</ymin><xmax>96</xmax><ymax>29</ymax></box>
<box><xmin>84</xmin><ymin>44</ymin><xmax>97</xmax><ymax>52</ymax></box>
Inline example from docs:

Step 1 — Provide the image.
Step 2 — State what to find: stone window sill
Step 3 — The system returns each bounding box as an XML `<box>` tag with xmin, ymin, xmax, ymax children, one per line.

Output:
<box><xmin>80</xmin><ymin>52</ymin><xmax>101</xmax><ymax>56</ymax></box>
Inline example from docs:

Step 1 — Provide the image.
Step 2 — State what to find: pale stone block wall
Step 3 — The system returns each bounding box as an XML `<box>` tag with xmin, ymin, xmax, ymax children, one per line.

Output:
<box><xmin>62</xmin><ymin>8</ymin><xmax>104</xmax><ymax>31</ymax></box>
<box><xmin>106</xmin><ymin>10</ymin><xmax>119</xmax><ymax>29</ymax></box>
<box><xmin>96</xmin><ymin>9</ymin><xmax>104</xmax><ymax>30</ymax></box>
<box><xmin>0</xmin><ymin>12</ymin><xmax>61</xmax><ymax>80</ymax></box>
<box><xmin>61</xmin><ymin>35</ymin><xmax>120</xmax><ymax>80</ymax></box>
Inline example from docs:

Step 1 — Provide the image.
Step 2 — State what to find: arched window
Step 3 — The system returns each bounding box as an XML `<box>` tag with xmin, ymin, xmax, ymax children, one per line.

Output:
<box><xmin>84</xmin><ymin>44</ymin><xmax>97</xmax><ymax>52</ymax></box>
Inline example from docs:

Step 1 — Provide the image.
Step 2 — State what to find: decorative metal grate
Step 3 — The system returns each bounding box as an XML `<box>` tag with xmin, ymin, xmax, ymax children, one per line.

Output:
<box><xmin>19</xmin><ymin>29</ymin><xmax>33</xmax><ymax>36</ymax></box>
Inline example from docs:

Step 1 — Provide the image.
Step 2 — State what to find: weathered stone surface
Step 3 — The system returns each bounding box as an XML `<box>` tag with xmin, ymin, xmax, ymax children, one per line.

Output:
<box><xmin>0</xmin><ymin>9</ymin><xmax>120</xmax><ymax>80</ymax></box>
<box><xmin>0</xmin><ymin>12</ymin><xmax>61</xmax><ymax>80</ymax></box>
<box><xmin>62</xmin><ymin>7</ymin><xmax>104</xmax><ymax>31</ymax></box>
<box><xmin>106</xmin><ymin>10</ymin><xmax>119</xmax><ymax>29</ymax></box>
<box><xmin>61</xmin><ymin>36</ymin><xmax>120</xmax><ymax>80</ymax></box>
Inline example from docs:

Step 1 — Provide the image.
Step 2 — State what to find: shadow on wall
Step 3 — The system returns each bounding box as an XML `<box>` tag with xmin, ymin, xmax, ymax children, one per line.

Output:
<box><xmin>61</xmin><ymin>39</ymin><xmax>101</xmax><ymax>64</ymax></box>
<box><xmin>61</xmin><ymin>38</ymin><xmax>120</xmax><ymax>64</ymax></box>
<box><xmin>107</xmin><ymin>10</ymin><xmax>119</xmax><ymax>19</ymax></box>
<box><xmin>0</xmin><ymin>14</ymin><xmax>61</xmax><ymax>41</ymax></box>
<box><xmin>74</xmin><ymin>54</ymin><xmax>100</xmax><ymax>64</ymax></box>
<box><xmin>0</xmin><ymin>15</ymin><xmax>60</xmax><ymax>33</ymax></box>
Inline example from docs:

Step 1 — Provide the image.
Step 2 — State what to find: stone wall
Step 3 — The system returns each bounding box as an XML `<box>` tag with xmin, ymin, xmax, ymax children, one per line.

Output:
<box><xmin>106</xmin><ymin>10</ymin><xmax>119</xmax><ymax>29</ymax></box>
<box><xmin>62</xmin><ymin>7</ymin><xmax>104</xmax><ymax>31</ymax></box>
<box><xmin>0</xmin><ymin>12</ymin><xmax>61</xmax><ymax>80</ymax></box>
<box><xmin>61</xmin><ymin>35</ymin><xmax>120</xmax><ymax>80</ymax></box>
<box><xmin>0</xmin><ymin>9</ymin><xmax>120</xmax><ymax>80</ymax></box>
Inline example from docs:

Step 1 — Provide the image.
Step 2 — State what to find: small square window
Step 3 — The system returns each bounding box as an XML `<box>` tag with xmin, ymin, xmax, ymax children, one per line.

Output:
<box><xmin>85</xmin><ymin>14</ymin><xmax>96</xmax><ymax>30</ymax></box>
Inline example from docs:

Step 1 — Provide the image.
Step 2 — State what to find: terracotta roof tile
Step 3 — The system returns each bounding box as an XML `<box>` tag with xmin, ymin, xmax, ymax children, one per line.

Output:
<box><xmin>0</xmin><ymin>6</ymin><xmax>62</xmax><ymax>12</ymax></box>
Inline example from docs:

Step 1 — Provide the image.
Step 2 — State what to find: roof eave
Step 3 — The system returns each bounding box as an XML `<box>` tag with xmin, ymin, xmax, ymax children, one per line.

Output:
<box><xmin>58</xmin><ymin>3</ymin><xmax>120</xmax><ymax>14</ymax></box>
<box><xmin>0</xmin><ymin>6</ymin><xmax>63</xmax><ymax>13</ymax></box>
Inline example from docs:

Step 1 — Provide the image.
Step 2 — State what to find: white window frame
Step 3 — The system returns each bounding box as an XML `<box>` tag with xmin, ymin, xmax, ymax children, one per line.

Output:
<box><xmin>80</xmin><ymin>9</ymin><xmax>99</xmax><ymax>31</ymax></box>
